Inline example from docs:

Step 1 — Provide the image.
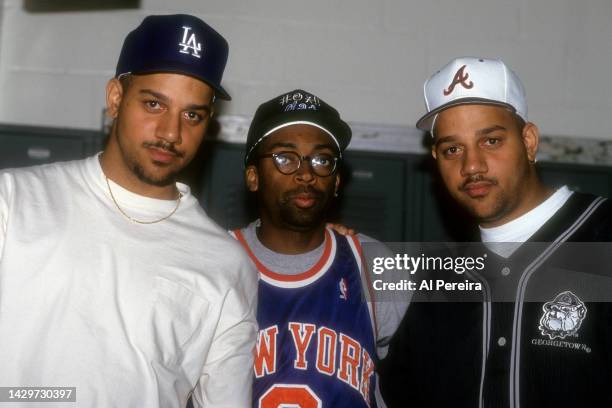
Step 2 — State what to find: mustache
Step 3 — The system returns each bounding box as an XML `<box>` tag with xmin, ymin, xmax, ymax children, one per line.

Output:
<box><xmin>142</xmin><ymin>141</ymin><xmax>184</xmax><ymax>158</ymax></box>
<box><xmin>459</xmin><ymin>175</ymin><xmax>498</xmax><ymax>191</ymax></box>
<box><xmin>282</xmin><ymin>186</ymin><xmax>325</xmax><ymax>200</ymax></box>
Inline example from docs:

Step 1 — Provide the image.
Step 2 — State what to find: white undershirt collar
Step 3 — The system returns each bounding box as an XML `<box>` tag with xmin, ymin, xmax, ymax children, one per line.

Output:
<box><xmin>480</xmin><ymin>186</ymin><xmax>573</xmax><ymax>257</ymax></box>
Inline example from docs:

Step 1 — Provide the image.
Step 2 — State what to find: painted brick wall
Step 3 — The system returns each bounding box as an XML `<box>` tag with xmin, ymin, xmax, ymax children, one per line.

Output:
<box><xmin>0</xmin><ymin>0</ymin><xmax>611</xmax><ymax>140</ymax></box>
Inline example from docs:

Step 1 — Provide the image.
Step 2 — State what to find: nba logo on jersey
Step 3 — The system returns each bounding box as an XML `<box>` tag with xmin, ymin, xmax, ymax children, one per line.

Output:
<box><xmin>339</xmin><ymin>278</ymin><xmax>348</xmax><ymax>300</ymax></box>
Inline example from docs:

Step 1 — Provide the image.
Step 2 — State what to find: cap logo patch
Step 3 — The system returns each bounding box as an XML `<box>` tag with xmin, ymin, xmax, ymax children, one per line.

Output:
<box><xmin>178</xmin><ymin>26</ymin><xmax>202</xmax><ymax>58</ymax></box>
<box><xmin>539</xmin><ymin>291</ymin><xmax>587</xmax><ymax>340</ymax></box>
<box><xmin>443</xmin><ymin>65</ymin><xmax>474</xmax><ymax>96</ymax></box>
<box><xmin>279</xmin><ymin>91</ymin><xmax>320</xmax><ymax>112</ymax></box>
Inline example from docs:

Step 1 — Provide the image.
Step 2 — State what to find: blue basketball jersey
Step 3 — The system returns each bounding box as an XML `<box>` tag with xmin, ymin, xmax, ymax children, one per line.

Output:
<box><xmin>234</xmin><ymin>228</ymin><xmax>378</xmax><ymax>408</ymax></box>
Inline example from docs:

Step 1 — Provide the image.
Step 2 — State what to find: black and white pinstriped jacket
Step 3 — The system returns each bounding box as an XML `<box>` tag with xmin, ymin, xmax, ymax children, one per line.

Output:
<box><xmin>379</xmin><ymin>192</ymin><xmax>612</xmax><ymax>408</ymax></box>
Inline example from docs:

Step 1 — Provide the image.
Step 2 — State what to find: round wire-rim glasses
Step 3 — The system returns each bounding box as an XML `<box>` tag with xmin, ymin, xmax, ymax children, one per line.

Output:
<box><xmin>258</xmin><ymin>151</ymin><xmax>339</xmax><ymax>177</ymax></box>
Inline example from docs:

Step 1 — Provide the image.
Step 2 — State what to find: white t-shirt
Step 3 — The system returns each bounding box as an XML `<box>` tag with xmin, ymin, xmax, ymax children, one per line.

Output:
<box><xmin>0</xmin><ymin>155</ymin><xmax>258</xmax><ymax>407</ymax></box>
<box><xmin>480</xmin><ymin>186</ymin><xmax>573</xmax><ymax>257</ymax></box>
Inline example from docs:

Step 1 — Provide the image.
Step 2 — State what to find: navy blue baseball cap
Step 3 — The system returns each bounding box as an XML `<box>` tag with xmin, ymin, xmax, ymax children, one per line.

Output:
<box><xmin>115</xmin><ymin>14</ymin><xmax>231</xmax><ymax>100</ymax></box>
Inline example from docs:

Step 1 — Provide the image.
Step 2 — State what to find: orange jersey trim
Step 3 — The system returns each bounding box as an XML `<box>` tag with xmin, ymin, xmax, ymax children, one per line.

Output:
<box><xmin>233</xmin><ymin>228</ymin><xmax>334</xmax><ymax>283</ymax></box>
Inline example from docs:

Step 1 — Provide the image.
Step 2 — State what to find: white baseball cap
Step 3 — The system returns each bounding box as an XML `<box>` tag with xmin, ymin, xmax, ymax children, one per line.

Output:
<box><xmin>416</xmin><ymin>57</ymin><xmax>528</xmax><ymax>132</ymax></box>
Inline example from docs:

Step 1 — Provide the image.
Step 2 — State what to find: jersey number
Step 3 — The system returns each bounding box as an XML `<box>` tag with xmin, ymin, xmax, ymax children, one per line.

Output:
<box><xmin>259</xmin><ymin>384</ymin><xmax>321</xmax><ymax>408</ymax></box>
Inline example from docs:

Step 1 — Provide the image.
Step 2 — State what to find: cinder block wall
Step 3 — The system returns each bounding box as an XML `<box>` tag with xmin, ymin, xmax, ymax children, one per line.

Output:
<box><xmin>0</xmin><ymin>0</ymin><xmax>611</xmax><ymax>140</ymax></box>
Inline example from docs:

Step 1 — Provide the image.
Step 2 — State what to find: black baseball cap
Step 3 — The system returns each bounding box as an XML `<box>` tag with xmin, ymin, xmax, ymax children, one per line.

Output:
<box><xmin>244</xmin><ymin>89</ymin><xmax>351</xmax><ymax>164</ymax></box>
<box><xmin>115</xmin><ymin>14</ymin><xmax>231</xmax><ymax>100</ymax></box>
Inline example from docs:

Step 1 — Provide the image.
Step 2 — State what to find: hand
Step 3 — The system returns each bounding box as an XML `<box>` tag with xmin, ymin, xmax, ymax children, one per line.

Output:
<box><xmin>326</xmin><ymin>222</ymin><xmax>356</xmax><ymax>236</ymax></box>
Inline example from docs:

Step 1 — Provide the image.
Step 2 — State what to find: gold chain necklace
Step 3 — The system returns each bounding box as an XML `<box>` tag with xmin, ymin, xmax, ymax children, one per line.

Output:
<box><xmin>105</xmin><ymin>175</ymin><xmax>182</xmax><ymax>224</ymax></box>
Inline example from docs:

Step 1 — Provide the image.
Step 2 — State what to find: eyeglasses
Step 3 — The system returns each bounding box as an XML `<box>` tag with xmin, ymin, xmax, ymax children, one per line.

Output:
<box><xmin>259</xmin><ymin>151</ymin><xmax>339</xmax><ymax>177</ymax></box>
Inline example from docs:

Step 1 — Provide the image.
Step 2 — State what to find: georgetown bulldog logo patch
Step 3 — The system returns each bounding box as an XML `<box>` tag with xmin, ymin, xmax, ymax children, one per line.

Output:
<box><xmin>539</xmin><ymin>291</ymin><xmax>587</xmax><ymax>340</ymax></box>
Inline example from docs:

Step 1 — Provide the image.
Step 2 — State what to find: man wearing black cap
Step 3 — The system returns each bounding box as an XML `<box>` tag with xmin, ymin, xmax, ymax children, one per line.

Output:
<box><xmin>231</xmin><ymin>89</ymin><xmax>403</xmax><ymax>407</ymax></box>
<box><xmin>0</xmin><ymin>15</ymin><xmax>256</xmax><ymax>407</ymax></box>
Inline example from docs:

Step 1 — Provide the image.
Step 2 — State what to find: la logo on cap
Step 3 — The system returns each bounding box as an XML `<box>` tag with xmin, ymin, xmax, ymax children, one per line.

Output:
<box><xmin>443</xmin><ymin>65</ymin><xmax>474</xmax><ymax>96</ymax></box>
<box><xmin>179</xmin><ymin>26</ymin><xmax>202</xmax><ymax>58</ymax></box>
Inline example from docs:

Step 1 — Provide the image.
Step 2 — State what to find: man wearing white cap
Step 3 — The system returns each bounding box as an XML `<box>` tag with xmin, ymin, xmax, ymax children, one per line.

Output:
<box><xmin>379</xmin><ymin>57</ymin><xmax>612</xmax><ymax>407</ymax></box>
<box><xmin>418</xmin><ymin>57</ymin><xmax>552</xmax><ymax>235</ymax></box>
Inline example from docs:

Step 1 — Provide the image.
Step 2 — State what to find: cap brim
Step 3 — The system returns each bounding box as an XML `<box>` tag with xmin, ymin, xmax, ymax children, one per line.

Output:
<box><xmin>120</xmin><ymin>65</ymin><xmax>231</xmax><ymax>100</ymax></box>
<box><xmin>264</xmin><ymin>111</ymin><xmax>350</xmax><ymax>149</ymax></box>
<box><xmin>416</xmin><ymin>98</ymin><xmax>517</xmax><ymax>131</ymax></box>
<box><xmin>244</xmin><ymin>111</ymin><xmax>351</xmax><ymax>165</ymax></box>
<box><xmin>244</xmin><ymin>120</ymin><xmax>342</xmax><ymax>165</ymax></box>
<box><xmin>263</xmin><ymin>121</ymin><xmax>341</xmax><ymax>150</ymax></box>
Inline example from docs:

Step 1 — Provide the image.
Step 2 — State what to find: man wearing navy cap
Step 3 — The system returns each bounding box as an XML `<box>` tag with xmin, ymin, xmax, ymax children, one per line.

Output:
<box><xmin>232</xmin><ymin>89</ymin><xmax>404</xmax><ymax>407</ymax></box>
<box><xmin>0</xmin><ymin>15</ymin><xmax>257</xmax><ymax>407</ymax></box>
